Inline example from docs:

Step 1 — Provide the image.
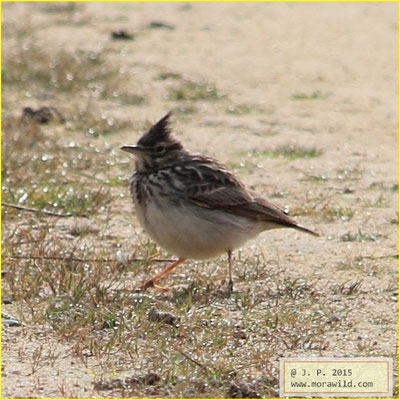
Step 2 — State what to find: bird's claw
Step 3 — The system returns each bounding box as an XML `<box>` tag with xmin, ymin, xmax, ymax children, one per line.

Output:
<box><xmin>142</xmin><ymin>280</ymin><xmax>170</xmax><ymax>292</ymax></box>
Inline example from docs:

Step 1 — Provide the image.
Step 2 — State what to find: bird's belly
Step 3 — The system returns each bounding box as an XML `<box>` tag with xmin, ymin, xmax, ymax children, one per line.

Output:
<box><xmin>135</xmin><ymin>199</ymin><xmax>263</xmax><ymax>259</ymax></box>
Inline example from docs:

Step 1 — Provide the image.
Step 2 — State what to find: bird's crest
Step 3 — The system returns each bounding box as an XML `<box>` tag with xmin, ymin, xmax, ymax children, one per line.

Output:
<box><xmin>138</xmin><ymin>111</ymin><xmax>173</xmax><ymax>147</ymax></box>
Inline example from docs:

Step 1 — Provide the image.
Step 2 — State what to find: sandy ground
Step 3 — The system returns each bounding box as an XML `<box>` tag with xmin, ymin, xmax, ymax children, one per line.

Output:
<box><xmin>2</xmin><ymin>2</ymin><xmax>398</xmax><ymax>398</ymax></box>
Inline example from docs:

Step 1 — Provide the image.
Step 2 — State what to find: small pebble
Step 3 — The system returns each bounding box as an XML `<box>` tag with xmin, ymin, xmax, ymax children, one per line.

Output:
<box><xmin>142</xmin><ymin>372</ymin><xmax>160</xmax><ymax>385</ymax></box>
<box><xmin>111</xmin><ymin>30</ymin><xmax>134</xmax><ymax>40</ymax></box>
<box><xmin>22</xmin><ymin>106</ymin><xmax>65</xmax><ymax>124</ymax></box>
<box><xmin>2</xmin><ymin>313</ymin><xmax>22</xmax><ymax>327</ymax></box>
<box><xmin>2</xmin><ymin>319</ymin><xmax>21</xmax><ymax>327</ymax></box>
<box><xmin>147</xmin><ymin>21</ymin><xmax>175</xmax><ymax>30</ymax></box>
<box><xmin>148</xmin><ymin>307</ymin><xmax>178</xmax><ymax>326</ymax></box>
<box><xmin>227</xmin><ymin>383</ymin><xmax>260</xmax><ymax>398</ymax></box>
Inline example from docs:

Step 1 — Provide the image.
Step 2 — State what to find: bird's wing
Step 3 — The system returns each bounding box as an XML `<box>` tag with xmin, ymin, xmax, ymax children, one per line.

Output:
<box><xmin>181</xmin><ymin>157</ymin><xmax>300</xmax><ymax>229</ymax></box>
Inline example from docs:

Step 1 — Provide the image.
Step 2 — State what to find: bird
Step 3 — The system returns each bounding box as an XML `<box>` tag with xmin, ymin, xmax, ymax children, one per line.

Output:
<box><xmin>121</xmin><ymin>111</ymin><xmax>318</xmax><ymax>292</ymax></box>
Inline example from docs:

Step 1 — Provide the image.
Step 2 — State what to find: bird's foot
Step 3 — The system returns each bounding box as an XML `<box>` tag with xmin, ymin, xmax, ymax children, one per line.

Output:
<box><xmin>227</xmin><ymin>280</ymin><xmax>234</xmax><ymax>293</ymax></box>
<box><xmin>143</xmin><ymin>280</ymin><xmax>170</xmax><ymax>292</ymax></box>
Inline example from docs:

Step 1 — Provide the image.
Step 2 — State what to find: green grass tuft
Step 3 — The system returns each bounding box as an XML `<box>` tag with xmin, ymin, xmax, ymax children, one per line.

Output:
<box><xmin>66</xmin><ymin>106</ymin><xmax>132</xmax><ymax>137</ymax></box>
<box><xmin>168</xmin><ymin>79</ymin><xmax>223</xmax><ymax>101</ymax></box>
<box><xmin>341</xmin><ymin>229</ymin><xmax>387</xmax><ymax>242</ymax></box>
<box><xmin>3</xmin><ymin>43</ymin><xmax>126</xmax><ymax>99</ymax></box>
<box><xmin>291</xmin><ymin>90</ymin><xmax>330</xmax><ymax>100</ymax></box>
<box><xmin>225</xmin><ymin>104</ymin><xmax>252</xmax><ymax>115</ymax></box>
<box><xmin>250</xmin><ymin>145</ymin><xmax>323</xmax><ymax>160</ymax></box>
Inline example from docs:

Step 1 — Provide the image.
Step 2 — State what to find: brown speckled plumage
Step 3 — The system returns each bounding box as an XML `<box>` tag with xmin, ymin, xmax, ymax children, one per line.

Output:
<box><xmin>121</xmin><ymin>112</ymin><xmax>318</xmax><ymax>291</ymax></box>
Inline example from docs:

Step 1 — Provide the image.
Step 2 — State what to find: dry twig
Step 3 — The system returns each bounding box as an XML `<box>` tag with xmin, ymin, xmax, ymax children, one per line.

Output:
<box><xmin>2</xmin><ymin>202</ymin><xmax>85</xmax><ymax>218</ymax></box>
<box><xmin>172</xmin><ymin>344</ymin><xmax>213</xmax><ymax>373</ymax></box>
<box><xmin>5</xmin><ymin>255</ymin><xmax>174</xmax><ymax>263</ymax></box>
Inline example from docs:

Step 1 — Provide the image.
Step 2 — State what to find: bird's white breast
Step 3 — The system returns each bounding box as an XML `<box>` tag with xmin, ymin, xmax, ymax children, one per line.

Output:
<box><xmin>134</xmin><ymin>194</ymin><xmax>264</xmax><ymax>259</ymax></box>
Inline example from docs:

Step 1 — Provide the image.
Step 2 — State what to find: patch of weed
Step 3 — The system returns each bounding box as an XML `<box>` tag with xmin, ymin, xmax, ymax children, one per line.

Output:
<box><xmin>168</xmin><ymin>79</ymin><xmax>223</xmax><ymax>101</ymax></box>
<box><xmin>340</xmin><ymin>229</ymin><xmax>387</xmax><ymax>243</ymax></box>
<box><xmin>115</xmin><ymin>92</ymin><xmax>146</xmax><ymax>106</ymax></box>
<box><xmin>332</xmin><ymin>279</ymin><xmax>364</xmax><ymax>296</ymax></box>
<box><xmin>289</xmin><ymin>197</ymin><xmax>354</xmax><ymax>221</ymax></box>
<box><xmin>28</xmin><ymin>185</ymin><xmax>110</xmax><ymax>216</ymax></box>
<box><xmin>301</xmin><ymin>173</ymin><xmax>328</xmax><ymax>182</ymax></box>
<box><xmin>225</xmin><ymin>104</ymin><xmax>267</xmax><ymax>115</ymax></box>
<box><xmin>225</xmin><ymin>104</ymin><xmax>252</xmax><ymax>115</ymax></box>
<box><xmin>320</xmin><ymin>203</ymin><xmax>355</xmax><ymax>222</ymax></box>
<box><xmin>363</xmin><ymin>194</ymin><xmax>388</xmax><ymax>208</ymax></box>
<box><xmin>157</xmin><ymin>71</ymin><xmax>182</xmax><ymax>80</ymax></box>
<box><xmin>2</xmin><ymin>115</ymin><xmax>118</xmax><ymax>217</ymax></box>
<box><xmin>249</xmin><ymin>145</ymin><xmax>323</xmax><ymax>160</ymax></box>
<box><xmin>40</xmin><ymin>2</ymin><xmax>78</xmax><ymax>14</ymax></box>
<box><xmin>291</xmin><ymin>91</ymin><xmax>330</xmax><ymax>100</ymax></box>
<box><xmin>66</xmin><ymin>106</ymin><xmax>131</xmax><ymax>137</ymax></box>
<box><xmin>335</xmin><ymin>167</ymin><xmax>363</xmax><ymax>181</ymax></box>
<box><xmin>3</xmin><ymin>43</ymin><xmax>125</xmax><ymax>99</ymax></box>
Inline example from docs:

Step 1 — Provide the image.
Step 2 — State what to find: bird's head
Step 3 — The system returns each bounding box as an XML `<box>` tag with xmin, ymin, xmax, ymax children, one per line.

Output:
<box><xmin>121</xmin><ymin>112</ymin><xmax>187</xmax><ymax>172</ymax></box>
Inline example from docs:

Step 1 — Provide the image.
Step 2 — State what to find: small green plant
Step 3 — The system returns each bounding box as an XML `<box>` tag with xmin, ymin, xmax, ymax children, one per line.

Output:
<box><xmin>340</xmin><ymin>229</ymin><xmax>387</xmax><ymax>242</ymax></box>
<box><xmin>291</xmin><ymin>91</ymin><xmax>330</xmax><ymax>100</ymax></box>
<box><xmin>157</xmin><ymin>71</ymin><xmax>182</xmax><ymax>80</ymax></box>
<box><xmin>40</xmin><ymin>2</ymin><xmax>78</xmax><ymax>14</ymax></box>
<box><xmin>250</xmin><ymin>145</ymin><xmax>323</xmax><ymax>160</ymax></box>
<box><xmin>332</xmin><ymin>279</ymin><xmax>363</xmax><ymax>295</ymax></box>
<box><xmin>225</xmin><ymin>104</ymin><xmax>252</xmax><ymax>115</ymax></box>
<box><xmin>321</xmin><ymin>203</ymin><xmax>355</xmax><ymax>221</ymax></box>
<box><xmin>363</xmin><ymin>194</ymin><xmax>388</xmax><ymax>208</ymax></box>
<box><xmin>168</xmin><ymin>79</ymin><xmax>223</xmax><ymax>101</ymax></box>
<box><xmin>301</xmin><ymin>173</ymin><xmax>328</xmax><ymax>182</ymax></box>
<box><xmin>114</xmin><ymin>92</ymin><xmax>146</xmax><ymax>106</ymax></box>
<box><xmin>66</xmin><ymin>107</ymin><xmax>131</xmax><ymax>137</ymax></box>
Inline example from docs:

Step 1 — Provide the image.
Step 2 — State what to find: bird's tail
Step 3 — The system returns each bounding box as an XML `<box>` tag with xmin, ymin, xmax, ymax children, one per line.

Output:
<box><xmin>293</xmin><ymin>224</ymin><xmax>320</xmax><ymax>237</ymax></box>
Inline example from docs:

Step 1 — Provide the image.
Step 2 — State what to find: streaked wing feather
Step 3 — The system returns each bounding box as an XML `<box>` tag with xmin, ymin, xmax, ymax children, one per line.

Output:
<box><xmin>184</xmin><ymin>159</ymin><xmax>299</xmax><ymax>229</ymax></box>
<box><xmin>189</xmin><ymin>185</ymin><xmax>253</xmax><ymax>207</ymax></box>
<box><xmin>190</xmin><ymin>187</ymin><xmax>297</xmax><ymax>227</ymax></box>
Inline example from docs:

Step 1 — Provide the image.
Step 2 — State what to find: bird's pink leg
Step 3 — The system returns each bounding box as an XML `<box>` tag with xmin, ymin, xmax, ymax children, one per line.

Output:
<box><xmin>143</xmin><ymin>258</ymin><xmax>187</xmax><ymax>291</ymax></box>
<box><xmin>228</xmin><ymin>250</ymin><xmax>234</xmax><ymax>292</ymax></box>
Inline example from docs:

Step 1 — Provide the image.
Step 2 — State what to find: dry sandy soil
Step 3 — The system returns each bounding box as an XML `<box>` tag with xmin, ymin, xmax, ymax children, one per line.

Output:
<box><xmin>1</xmin><ymin>2</ymin><xmax>398</xmax><ymax>398</ymax></box>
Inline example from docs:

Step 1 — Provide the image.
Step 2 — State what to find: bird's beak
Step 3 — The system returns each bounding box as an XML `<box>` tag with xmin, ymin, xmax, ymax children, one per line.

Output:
<box><xmin>120</xmin><ymin>145</ymin><xmax>146</xmax><ymax>156</ymax></box>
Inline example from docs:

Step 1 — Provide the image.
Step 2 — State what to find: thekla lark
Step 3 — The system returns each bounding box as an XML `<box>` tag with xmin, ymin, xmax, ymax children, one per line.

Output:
<box><xmin>121</xmin><ymin>112</ymin><xmax>318</xmax><ymax>291</ymax></box>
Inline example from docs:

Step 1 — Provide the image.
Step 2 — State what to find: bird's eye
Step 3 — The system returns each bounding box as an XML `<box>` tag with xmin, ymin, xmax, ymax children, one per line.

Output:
<box><xmin>155</xmin><ymin>145</ymin><xmax>165</xmax><ymax>154</ymax></box>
